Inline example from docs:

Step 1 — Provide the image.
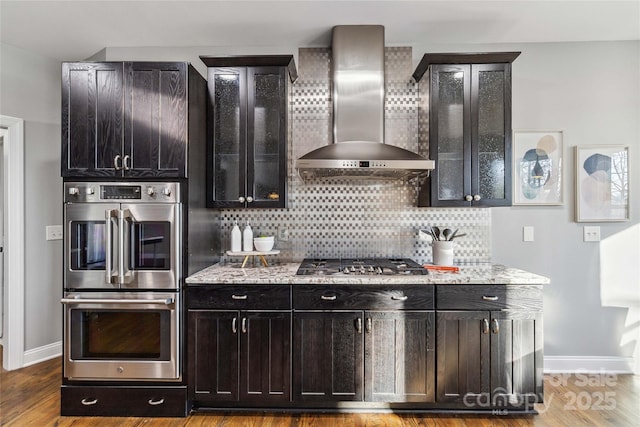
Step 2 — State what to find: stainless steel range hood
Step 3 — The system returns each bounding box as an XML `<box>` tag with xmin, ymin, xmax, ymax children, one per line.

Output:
<box><xmin>296</xmin><ymin>25</ymin><xmax>434</xmax><ymax>180</ymax></box>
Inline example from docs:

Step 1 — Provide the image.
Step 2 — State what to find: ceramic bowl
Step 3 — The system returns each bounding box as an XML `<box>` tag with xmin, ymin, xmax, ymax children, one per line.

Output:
<box><xmin>253</xmin><ymin>236</ymin><xmax>275</xmax><ymax>252</ymax></box>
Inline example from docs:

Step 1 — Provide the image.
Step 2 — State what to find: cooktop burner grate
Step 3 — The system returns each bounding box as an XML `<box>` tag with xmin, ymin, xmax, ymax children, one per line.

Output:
<box><xmin>296</xmin><ymin>257</ymin><xmax>427</xmax><ymax>276</ymax></box>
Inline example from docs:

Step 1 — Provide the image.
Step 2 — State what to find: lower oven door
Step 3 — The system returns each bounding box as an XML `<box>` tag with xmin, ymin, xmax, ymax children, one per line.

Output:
<box><xmin>62</xmin><ymin>292</ymin><xmax>180</xmax><ymax>382</ymax></box>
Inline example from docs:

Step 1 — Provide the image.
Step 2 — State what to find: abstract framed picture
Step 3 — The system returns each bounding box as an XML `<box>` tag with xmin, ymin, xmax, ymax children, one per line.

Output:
<box><xmin>513</xmin><ymin>130</ymin><xmax>564</xmax><ymax>205</ymax></box>
<box><xmin>575</xmin><ymin>145</ymin><xmax>629</xmax><ymax>222</ymax></box>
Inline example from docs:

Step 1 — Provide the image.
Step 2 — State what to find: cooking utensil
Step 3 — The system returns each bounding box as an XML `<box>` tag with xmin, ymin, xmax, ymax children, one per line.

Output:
<box><xmin>432</xmin><ymin>226</ymin><xmax>441</xmax><ymax>241</ymax></box>
<box><xmin>442</xmin><ymin>228</ymin><xmax>453</xmax><ymax>241</ymax></box>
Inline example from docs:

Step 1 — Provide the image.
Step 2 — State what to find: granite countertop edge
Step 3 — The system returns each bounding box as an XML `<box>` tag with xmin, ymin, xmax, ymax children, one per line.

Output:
<box><xmin>185</xmin><ymin>262</ymin><xmax>550</xmax><ymax>285</ymax></box>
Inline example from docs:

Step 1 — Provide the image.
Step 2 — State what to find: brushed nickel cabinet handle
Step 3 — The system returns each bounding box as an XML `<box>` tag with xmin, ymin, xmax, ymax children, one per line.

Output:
<box><xmin>482</xmin><ymin>295</ymin><xmax>499</xmax><ymax>301</ymax></box>
<box><xmin>356</xmin><ymin>317</ymin><xmax>362</xmax><ymax>334</ymax></box>
<box><xmin>491</xmin><ymin>318</ymin><xmax>499</xmax><ymax>334</ymax></box>
<box><xmin>321</xmin><ymin>295</ymin><xmax>337</xmax><ymax>301</ymax></box>
<box><xmin>114</xmin><ymin>154</ymin><xmax>123</xmax><ymax>171</ymax></box>
<box><xmin>148</xmin><ymin>398</ymin><xmax>165</xmax><ymax>406</ymax></box>
<box><xmin>482</xmin><ymin>318</ymin><xmax>490</xmax><ymax>334</ymax></box>
<box><xmin>81</xmin><ymin>398</ymin><xmax>98</xmax><ymax>406</ymax></box>
<box><xmin>391</xmin><ymin>295</ymin><xmax>408</xmax><ymax>301</ymax></box>
<box><xmin>242</xmin><ymin>317</ymin><xmax>247</xmax><ymax>334</ymax></box>
<box><xmin>366</xmin><ymin>317</ymin><xmax>372</xmax><ymax>333</ymax></box>
<box><xmin>123</xmin><ymin>155</ymin><xmax>131</xmax><ymax>170</ymax></box>
<box><xmin>232</xmin><ymin>317</ymin><xmax>237</xmax><ymax>334</ymax></box>
<box><xmin>232</xmin><ymin>294</ymin><xmax>248</xmax><ymax>300</ymax></box>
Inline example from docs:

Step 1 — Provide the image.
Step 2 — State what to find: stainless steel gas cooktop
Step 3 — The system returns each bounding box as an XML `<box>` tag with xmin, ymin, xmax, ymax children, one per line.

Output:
<box><xmin>296</xmin><ymin>258</ymin><xmax>428</xmax><ymax>276</ymax></box>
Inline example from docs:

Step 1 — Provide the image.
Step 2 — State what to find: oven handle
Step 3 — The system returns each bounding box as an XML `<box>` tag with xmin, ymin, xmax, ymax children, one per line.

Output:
<box><xmin>119</xmin><ymin>208</ymin><xmax>136</xmax><ymax>284</ymax></box>
<box><xmin>104</xmin><ymin>209</ymin><xmax>118</xmax><ymax>284</ymax></box>
<box><xmin>61</xmin><ymin>297</ymin><xmax>175</xmax><ymax>305</ymax></box>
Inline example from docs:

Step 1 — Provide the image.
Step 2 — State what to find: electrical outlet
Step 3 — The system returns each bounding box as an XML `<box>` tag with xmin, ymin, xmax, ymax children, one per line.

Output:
<box><xmin>523</xmin><ymin>226</ymin><xmax>534</xmax><ymax>242</ymax></box>
<box><xmin>46</xmin><ymin>225</ymin><xmax>63</xmax><ymax>241</ymax></box>
<box><xmin>583</xmin><ymin>226</ymin><xmax>601</xmax><ymax>242</ymax></box>
<box><xmin>278</xmin><ymin>227</ymin><xmax>289</xmax><ymax>241</ymax></box>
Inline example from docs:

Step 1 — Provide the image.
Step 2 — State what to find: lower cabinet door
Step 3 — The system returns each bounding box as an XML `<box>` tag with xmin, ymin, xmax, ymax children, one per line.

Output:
<box><xmin>293</xmin><ymin>311</ymin><xmax>364</xmax><ymax>401</ymax></box>
<box><xmin>189</xmin><ymin>310</ymin><xmax>240</xmax><ymax>402</ymax></box>
<box><xmin>490</xmin><ymin>310</ymin><xmax>544</xmax><ymax>408</ymax></box>
<box><xmin>365</xmin><ymin>311</ymin><xmax>435</xmax><ymax>402</ymax></box>
<box><xmin>241</xmin><ymin>311</ymin><xmax>291</xmax><ymax>403</ymax></box>
<box><xmin>436</xmin><ymin>310</ymin><xmax>490</xmax><ymax>406</ymax></box>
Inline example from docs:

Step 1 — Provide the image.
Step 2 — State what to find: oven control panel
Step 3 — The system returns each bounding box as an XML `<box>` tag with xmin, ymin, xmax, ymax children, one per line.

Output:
<box><xmin>64</xmin><ymin>182</ymin><xmax>180</xmax><ymax>203</ymax></box>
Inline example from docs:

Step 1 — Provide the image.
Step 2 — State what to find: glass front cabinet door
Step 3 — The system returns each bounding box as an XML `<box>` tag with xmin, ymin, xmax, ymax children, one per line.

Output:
<box><xmin>202</xmin><ymin>56</ymin><xmax>296</xmax><ymax>209</ymax></box>
<box><xmin>414</xmin><ymin>52</ymin><xmax>520</xmax><ymax>207</ymax></box>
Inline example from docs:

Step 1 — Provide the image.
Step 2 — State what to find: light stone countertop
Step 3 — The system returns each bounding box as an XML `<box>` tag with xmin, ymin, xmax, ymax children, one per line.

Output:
<box><xmin>186</xmin><ymin>262</ymin><xmax>550</xmax><ymax>285</ymax></box>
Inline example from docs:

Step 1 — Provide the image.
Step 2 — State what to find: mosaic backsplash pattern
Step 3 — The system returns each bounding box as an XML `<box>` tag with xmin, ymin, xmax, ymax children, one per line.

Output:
<box><xmin>219</xmin><ymin>47</ymin><xmax>491</xmax><ymax>265</ymax></box>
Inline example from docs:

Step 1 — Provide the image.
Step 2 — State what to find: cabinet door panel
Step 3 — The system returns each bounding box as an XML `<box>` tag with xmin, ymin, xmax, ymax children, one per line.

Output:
<box><xmin>471</xmin><ymin>63</ymin><xmax>512</xmax><ymax>206</ymax></box>
<box><xmin>247</xmin><ymin>67</ymin><xmax>287</xmax><ymax>208</ymax></box>
<box><xmin>189</xmin><ymin>311</ymin><xmax>239</xmax><ymax>402</ymax></box>
<box><xmin>491</xmin><ymin>310</ymin><xmax>543</xmax><ymax>407</ymax></box>
<box><xmin>62</xmin><ymin>62</ymin><xmax>123</xmax><ymax>177</ymax></box>
<box><xmin>241</xmin><ymin>311</ymin><xmax>291</xmax><ymax>403</ymax></box>
<box><xmin>293</xmin><ymin>311</ymin><xmax>363</xmax><ymax>401</ymax></box>
<box><xmin>207</xmin><ymin>67</ymin><xmax>247</xmax><ymax>208</ymax></box>
<box><xmin>365</xmin><ymin>311</ymin><xmax>435</xmax><ymax>402</ymax></box>
<box><xmin>436</xmin><ymin>311</ymin><xmax>490</xmax><ymax>405</ymax></box>
<box><xmin>125</xmin><ymin>62</ymin><xmax>187</xmax><ymax>177</ymax></box>
<box><xmin>430</xmin><ymin>64</ymin><xmax>472</xmax><ymax>206</ymax></box>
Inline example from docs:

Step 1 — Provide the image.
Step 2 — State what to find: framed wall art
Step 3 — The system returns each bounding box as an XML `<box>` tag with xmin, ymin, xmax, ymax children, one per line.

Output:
<box><xmin>575</xmin><ymin>145</ymin><xmax>629</xmax><ymax>222</ymax></box>
<box><xmin>513</xmin><ymin>130</ymin><xmax>564</xmax><ymax>205</ymax></box>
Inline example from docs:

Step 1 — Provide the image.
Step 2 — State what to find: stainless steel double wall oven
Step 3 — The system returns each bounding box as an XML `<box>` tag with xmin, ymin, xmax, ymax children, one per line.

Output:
<box><xmin>62</xmin><ymin>182</ymin><xmax>183</xmax><ymax>382</ymax></box>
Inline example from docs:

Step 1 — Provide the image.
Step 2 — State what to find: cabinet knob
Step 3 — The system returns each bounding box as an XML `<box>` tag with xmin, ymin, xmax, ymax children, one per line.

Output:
<box><xmin>465</xmin><ymin>195</ymin><xmax>473</xmax><ymax>202</ymax></box>
<box><xmin>473</xmin><ymin>194</ymin><xmax>481</xmax><ymax>201</ymax></box>
<box><xmin>238</xmin><ymin>196</ymin><xmax>246</xmax><ymax>203</ymax></box>
<box><xmin>246</xmin><ymin>196</ymin><xmax>254</xmax><ymax>203</ymax></box>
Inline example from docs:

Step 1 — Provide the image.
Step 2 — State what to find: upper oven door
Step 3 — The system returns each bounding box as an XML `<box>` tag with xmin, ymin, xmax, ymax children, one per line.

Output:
<box><xmin>65</xmin><ymin>203</ymin><xmax>180</xmax><ymax>290</ymax></box>
<box><xmin>65</xmin><ymin>202</ymin><xmax>120</xmax><ymax>290</ymax></box>
<box><xmin>120</xmin><ymin>203</ymin><xmax>181</xmax><ymax>290</ymax></box>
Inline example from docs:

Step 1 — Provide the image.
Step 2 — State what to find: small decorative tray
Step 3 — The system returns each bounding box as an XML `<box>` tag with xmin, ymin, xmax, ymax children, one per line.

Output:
<box><xmin>226</xmin><ymin>250</ymin><xmax>280</xmax><ymax>267</ymax></box>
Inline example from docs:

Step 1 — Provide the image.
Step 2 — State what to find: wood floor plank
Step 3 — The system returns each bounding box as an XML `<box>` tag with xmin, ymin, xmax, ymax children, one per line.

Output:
<box><xmin>1</xmin><ymin>347</ymin><xmax>639</xmax><ymax>426</ymax></box>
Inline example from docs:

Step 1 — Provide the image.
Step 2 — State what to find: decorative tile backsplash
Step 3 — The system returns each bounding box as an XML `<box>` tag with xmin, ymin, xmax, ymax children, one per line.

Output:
<box><xmin>219</xmin><ymin>47</ymin><xmax>492</xmax><ymax>265</ymax></box>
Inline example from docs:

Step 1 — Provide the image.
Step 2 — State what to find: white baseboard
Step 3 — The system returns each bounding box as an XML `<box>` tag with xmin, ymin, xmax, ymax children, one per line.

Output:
<box><xmin>544</xmin><ymin>356</ymin><xmax>636</xmax><ymax>374</ymax></box>
<box><xmin>23</xmin><ymin>341</ymin><xmax>62</xmax><ymax>367</ymax></box>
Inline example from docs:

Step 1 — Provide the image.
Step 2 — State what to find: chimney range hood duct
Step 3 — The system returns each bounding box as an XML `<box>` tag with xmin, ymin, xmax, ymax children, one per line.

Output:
<box><xmin>296</xmin><ymin>25</ymin><xmax>434</xmax><ymax>181</ymax></box>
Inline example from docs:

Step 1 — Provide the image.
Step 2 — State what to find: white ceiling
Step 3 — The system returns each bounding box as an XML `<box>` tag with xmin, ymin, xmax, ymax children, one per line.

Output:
<box><xmin>1</xmin><ymin>0</ymin><xmax>639</xmax><ymax>61</ymax></box>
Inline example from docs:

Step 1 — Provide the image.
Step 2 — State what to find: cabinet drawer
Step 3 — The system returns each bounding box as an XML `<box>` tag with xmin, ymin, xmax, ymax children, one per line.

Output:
<box><xmin>436</xmin><ymin>285</ymin><xmax>542</xmax><ymax>310</ymax></box>
<box><xmin>61</xmin><ymin>385</ymin><xmax>187</xmax><ymax>417</ymax></box>
<box><xmin>293</xmin><ymin>285</ymin><xmax>434</xmax><ymax>310</ymax></box>
<box><xmin>188</xmin><ymin>285</ymin><xmax>290</xmax><ymax>310</ymax></box>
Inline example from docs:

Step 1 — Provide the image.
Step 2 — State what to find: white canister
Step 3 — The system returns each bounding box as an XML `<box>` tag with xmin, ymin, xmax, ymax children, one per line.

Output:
<box><xmin>242</xmin><ymin>222</ymin><xmax>253</xmax><ymax>252</ymax></box>
<box><xmin>432</xmin><ymin>241</ymin><xmax>454</xmax><ymax>266</ymax></box>
<box><xmin>230</xmin><ymin>220</ymin><xmax>242</xmax><ymax>252</ymax></box>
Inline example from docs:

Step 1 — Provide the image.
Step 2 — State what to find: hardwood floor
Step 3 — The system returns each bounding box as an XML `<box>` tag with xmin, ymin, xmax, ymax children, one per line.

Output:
<box><xmin>1</xmin><ymin>347</ymin><xmax>638</xmax><ymax>426</ymax></box>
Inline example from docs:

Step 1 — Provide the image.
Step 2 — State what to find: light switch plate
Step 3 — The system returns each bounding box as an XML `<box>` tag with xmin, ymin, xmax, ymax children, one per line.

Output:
<box><xmin>583</xmin><ymin>226</ymin><xmax>601</xmax><ymax>242</ymax></box>
<box><xmin>523</xmin><ymin>226</ymin><xmax>534</xmax><ymax>242</ymax></box>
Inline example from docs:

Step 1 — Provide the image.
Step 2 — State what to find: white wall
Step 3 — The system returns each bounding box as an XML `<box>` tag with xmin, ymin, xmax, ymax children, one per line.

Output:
<box><xmin>493</xmin><ymin>41</ymin><xmax>640</xmax><ymax>370</ymax></box>
<box><xmin>0</xmin><ymin>43</ymin><xmax>62</xmax><ymax>353</ymax></box>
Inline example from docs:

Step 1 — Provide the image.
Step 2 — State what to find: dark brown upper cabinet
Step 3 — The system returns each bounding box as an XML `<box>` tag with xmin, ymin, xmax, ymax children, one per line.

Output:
<box><xmin>414</xmin><ymin>52</ymin><xmax>520</xmax><ymax>207</ymax></box>
<box><xmin>62</xmin><ymin>62</ymin><xmax>202</xmax><ymax>178</ymax></box>
<box><xmin>200</xmin><ymin>55</ymin><xmax>297</xmax><ymax>209</ymax></box>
